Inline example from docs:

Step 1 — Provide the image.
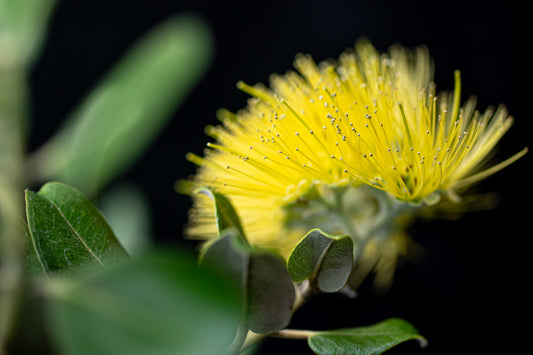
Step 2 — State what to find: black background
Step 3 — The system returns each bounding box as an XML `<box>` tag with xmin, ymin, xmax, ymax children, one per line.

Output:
<box><xmin>29</xmin><ymin>1</ymin><xmax>531</xmax><ymax>354</ymax></box>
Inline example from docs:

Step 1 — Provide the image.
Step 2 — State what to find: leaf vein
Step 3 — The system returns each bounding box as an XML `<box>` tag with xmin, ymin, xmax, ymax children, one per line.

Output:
<box><xmin>46</xmin><ymin>198</ymin><xmax>105</xmax><ymax>266</ymax></box>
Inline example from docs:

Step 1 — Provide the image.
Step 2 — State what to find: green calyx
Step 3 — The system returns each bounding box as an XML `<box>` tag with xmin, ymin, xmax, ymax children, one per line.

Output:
<box><xmin>283</xmin><ymin>183</ymin><xmax>416</xmax><ymax>245</ymax></box>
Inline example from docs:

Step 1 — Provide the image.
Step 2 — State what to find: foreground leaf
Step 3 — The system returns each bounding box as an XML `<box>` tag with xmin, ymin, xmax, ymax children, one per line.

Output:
<box><xmin>0</xmin><ymin>0</ymin><xmax>57</xmax><ymax>67</ymax></box>
<box><xmin>308</xmin><ymin>318</ymin><xmax>427</xmax><ymax>355</ymax></box>
<box><xmin>201</xmin><ymin>231</ymin><xmax>295</xmax><ymax>335</ymax></box>
<box><xmin>25</xmin><ymin>182</ymin><xmax>127</xmax><ymax>275</ymax></box>
<box><xmin>288</xmin><ymin>229</ymin><xmax>354</xmax><ymax>293</ymax></box>
<box><xmin>34</xmin><ymin>14</ymin><xmax>213</xmax><ymax>195</ymax></box>
<box><xmin>45</xmin><ymin>250</ymin><xmax>241</xmax><ymax>355</ymax></box>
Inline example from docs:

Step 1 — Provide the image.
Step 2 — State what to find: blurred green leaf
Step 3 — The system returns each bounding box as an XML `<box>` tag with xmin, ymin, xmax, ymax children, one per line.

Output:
<box><xmin>201</xmin><ymin>231</ymin><xmax>295</xmax><ymax>335</ymax></box>
<box><xmin>288</xmin><ymin>229</ymin><xmax>354</xmax><ymax>293</ymax></box>
<box><xmin>45</xmin><ymin>250</ymin><xmax>242</xmax><ymax>355</ymax></box>
<box><xmin>25</xmin><ymin>182</ymin><xmax>127</xmax><ymax>275</ymax></box>
<box><xmin>34</xmin><ymin>14</ymin><xmax>213</xmax><ymax>195</ymax></box>
<box><xmin>99</xmin><ymin>184</ymin><xmax>152</xmax><ymax>256</ymax></box>
<box><xmin>195</xmin><ymin>187</ymin><xmax>246</xmax><ymax>238</ymax></box>
<box><xmin>308</xmin><ymin>318</ymin><xmax>427</xmax><ymax>355</ymax></box>
<box><xmin>0</xmin><ymin>0</ymin><xmax>57</xmax><ymax>67</ymax></box>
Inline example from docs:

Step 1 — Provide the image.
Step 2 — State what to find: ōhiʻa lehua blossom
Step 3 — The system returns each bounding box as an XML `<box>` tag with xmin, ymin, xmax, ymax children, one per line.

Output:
<box><xmin>181</xmin><ymin>39</ymin><xmax>526</xmax><ymax>287</ymax></box>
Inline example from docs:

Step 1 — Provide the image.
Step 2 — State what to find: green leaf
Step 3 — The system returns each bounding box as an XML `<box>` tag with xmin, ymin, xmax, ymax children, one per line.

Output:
<box><xmin>288</xmin><ymin>229</ymin><xmax>354</xmax><ymax>293</ymax></box>
<box><xmin>195</xmin><ymin>187</ymin><xmax>246</xmax><ymax>238</ymax></box>
<box><xmin>246</xmin><ymin>250</ymin><xmax>295</xmax><ymax>334</ymax></box>
<box><xmin>200</xmin><ymin>231</ymin><xmax>295</xmax><ymax>335</ymax></box>
<box><xmin>45</xmin><ymin>250</ymin><xmax>242</xmax><ymax>355</ymax></box>
<box><xmin>199</xmin><ymin>231</ymin><xmax>248</xmax><ymax>351</ymax></box>
<box><xmin>0</xmin><ymin>0</ymin><xmax>57</xmax><ymax>67</ymax></box>
<box><xmin>25</xmin><ymin>182</ymin><xmax>127</xmax><ymax>275</ymax></box>
<box><xmin>23</xmin><ymin>229</ymin><xmax>47</xmax><ymax>277</ymax></box>
<box><xmin>34</xmin><ymin>14</ymin><xmax>213</xmax><ymax>195</ymax></box>
<box><xmin>308</xmin><ymin>318</ymin><xmax>427</xmax><ymax>355</ymax></box>
<box><xmin>199</xmin><ymin>230</ymin><xmax>248</xmax><ymax>294</ymax></box>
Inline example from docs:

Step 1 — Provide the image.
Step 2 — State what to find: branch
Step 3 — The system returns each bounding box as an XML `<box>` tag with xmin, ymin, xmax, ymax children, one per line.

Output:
<box><xmin>270</xmin><ymin>329</ymin><xmax>318</xmax><ymax>340</ymax></box>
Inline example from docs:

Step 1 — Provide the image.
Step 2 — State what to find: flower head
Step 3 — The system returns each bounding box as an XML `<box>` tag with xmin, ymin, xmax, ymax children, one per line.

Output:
<box><xmin>183</xmin><ymin>40</ymin><xmax>526</xmax><ymax>259</ymax></box>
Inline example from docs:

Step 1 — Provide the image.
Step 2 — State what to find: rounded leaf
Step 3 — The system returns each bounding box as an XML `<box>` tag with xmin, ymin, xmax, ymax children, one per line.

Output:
<box><xmin>247</xmin><ymin>251</ymin><xmax>296</xmax><ymax>334</ymax></box>
<box><xmin>288</xmin><ymin>229</ymin><xmax>354</xmax><ymax>293</ymax></box>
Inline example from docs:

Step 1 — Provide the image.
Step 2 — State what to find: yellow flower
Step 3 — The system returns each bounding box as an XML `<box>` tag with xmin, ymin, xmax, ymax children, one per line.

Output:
<box><xmin>183</xmin><ymin>40</ymin><xmax>526</xmax><ymax>258</ymax></box>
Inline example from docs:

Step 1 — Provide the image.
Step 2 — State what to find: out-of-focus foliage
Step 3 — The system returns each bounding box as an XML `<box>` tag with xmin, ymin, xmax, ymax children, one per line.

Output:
<box><xmin>0</xmin><ymin>0</ymin><xmax>57</xmax><ymax>67</ymax></box>
<box><xmin>99</xmin><ymin>184</ymin><xmax>152</xmax><ymax>256</ymax></box>
<box><xmin>2</xmin><ymin>2</ymin><xmax>429</xmax><ymax>354</ymax></box>
<box><xmin>45</xmin><ymin>250</ymin><xmax>242</xmax><ymax>355</ymax></box>
<box><xmin>32</xmin><ymin>14</ymin><xmax>213</xmax><ymax>195</ymax></box>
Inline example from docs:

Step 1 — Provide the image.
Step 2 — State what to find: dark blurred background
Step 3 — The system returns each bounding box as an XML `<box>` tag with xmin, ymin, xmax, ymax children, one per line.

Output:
<box><xmin>28</xmin><ymin>0</ymin><xmax>530</xmax><ymax>354</ymax></box>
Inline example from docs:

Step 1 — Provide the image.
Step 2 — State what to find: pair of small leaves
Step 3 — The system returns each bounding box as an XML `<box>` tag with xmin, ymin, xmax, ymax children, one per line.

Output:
<box><xmin>200</xmin><ymin>232</ymin><xmax>295</xmax><ymax>335</ymax></box>
<box><xmin>25</xmin><ymin>182</ymin><xmax>127</xmax><ymax>275</ymax></box>
<box><xmin>196</xmin><ymin>187</ymin><xmax>295</xmax><ymax>334</ymax></box>
<box><xmin>288</xmin><ymin>229</ymin><xmax>354</xmax><ymax>293</ymax></box>
<box><xmin>196</xmin><ymin>187</ymin><xmax>356</xmax><ymax>333</ymax></box>
<box><xmin>197</xmin><ymin>187</ymin><xmax>355</xmax><ymax>294</ymax></box>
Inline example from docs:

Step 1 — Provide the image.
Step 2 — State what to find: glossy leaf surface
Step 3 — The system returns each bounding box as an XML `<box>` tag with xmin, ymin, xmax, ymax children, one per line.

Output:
<box><xmin>308</xmin><ymin>318</ymin><xmax>427</xmax><ymax>355</ymax></box>
<box><xmin>25</xmin><ymin>182</ymin><xmax>127</xmax><ymax>274</ymax></box>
